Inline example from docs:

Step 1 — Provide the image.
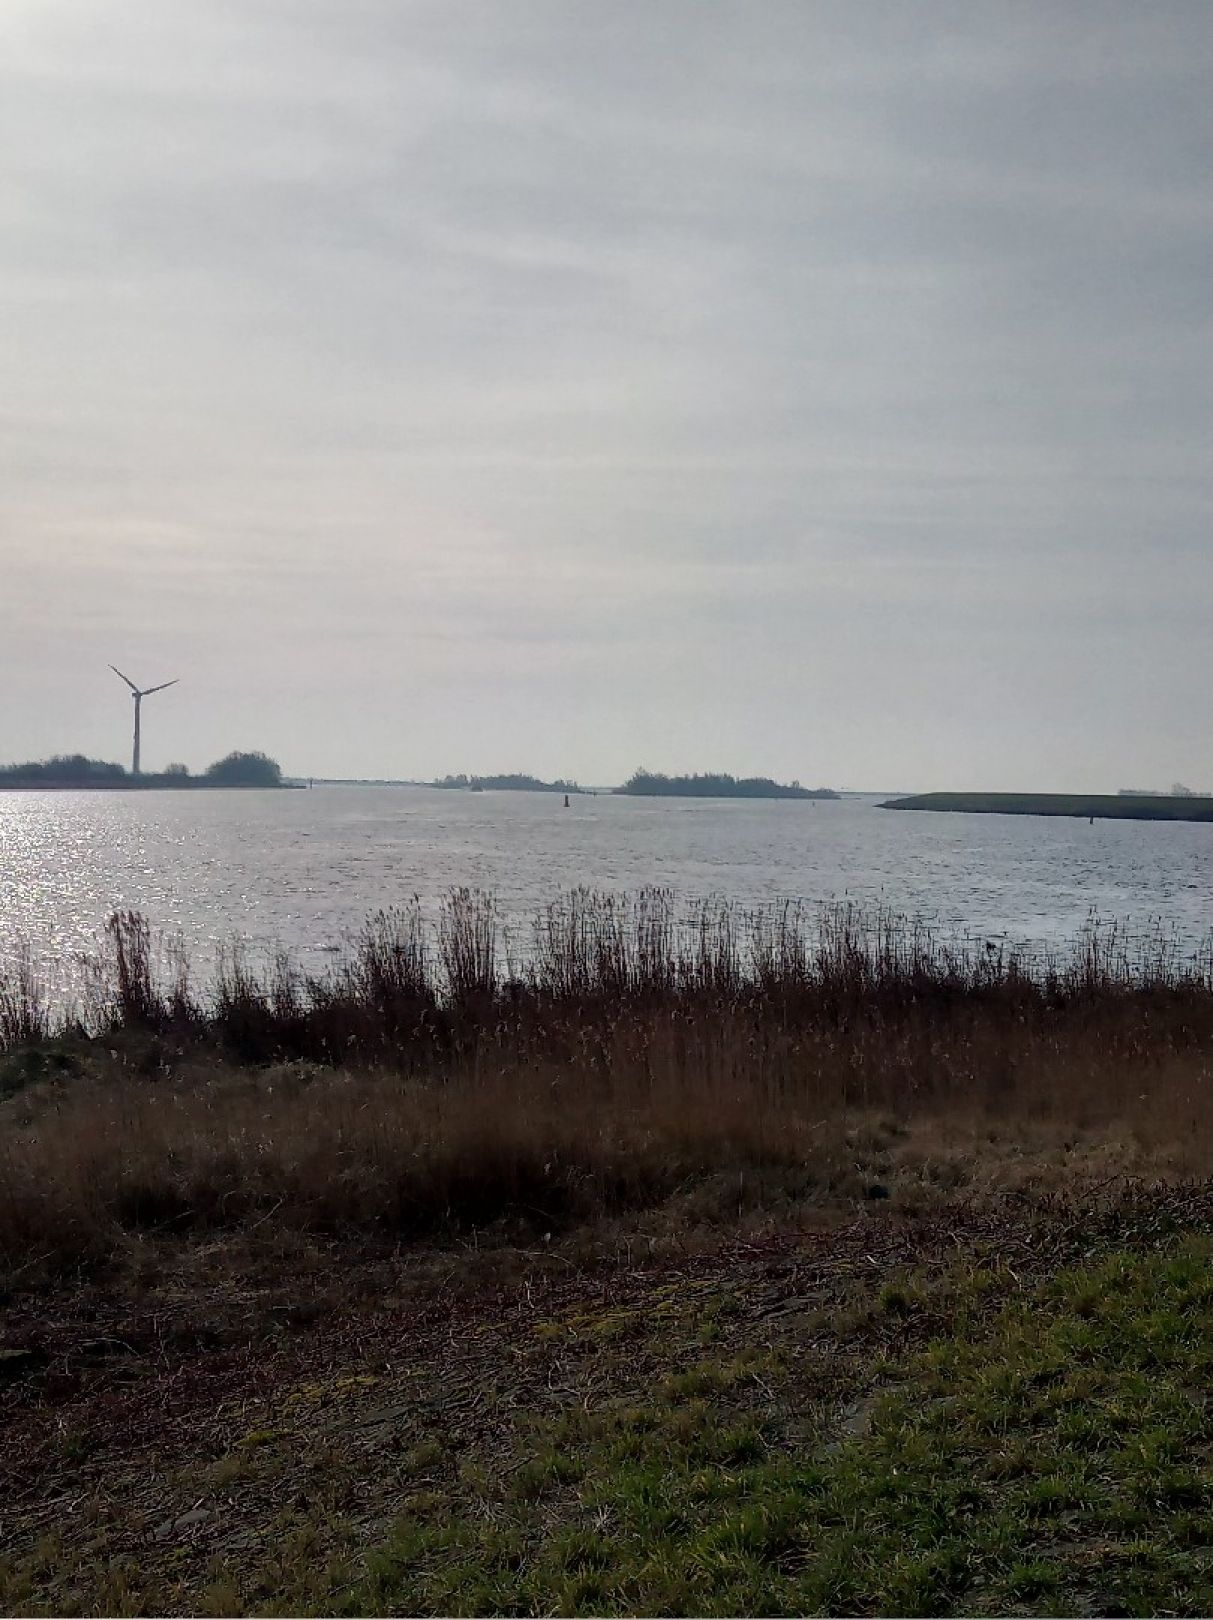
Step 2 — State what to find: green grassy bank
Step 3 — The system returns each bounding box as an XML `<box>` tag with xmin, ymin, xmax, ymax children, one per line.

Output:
<box><xmin>881</xmin><ymin>791</ymin><xmax>1213</xmax><ymax>822</ymax></box>
<box><xmin>346</xmin><ymin>1232</ymin><xmax>1213</xmax><ymax>1618</ymax></box>
<box><xmin>8</xmin><ymin>1203</ymin><xmax>1213</xmax><ymax>1616</ymax></box>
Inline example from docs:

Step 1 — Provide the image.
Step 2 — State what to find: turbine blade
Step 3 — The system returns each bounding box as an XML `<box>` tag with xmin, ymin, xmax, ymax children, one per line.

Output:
<box><xmin>110</xmin><ymin>665</ymin><xmax>140</xmax><ymax>693</ymax></box>
<box><xmin>141</xmin><ymin>679</ymin><xmax>180</xmax><ymax>696</ymax></box>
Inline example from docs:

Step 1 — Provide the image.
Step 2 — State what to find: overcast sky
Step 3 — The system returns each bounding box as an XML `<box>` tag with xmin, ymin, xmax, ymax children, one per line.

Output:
<box><xmin>2</xmin><ymin>2</ymin><xmax>1211</xmax><ymax>789</ymax></box>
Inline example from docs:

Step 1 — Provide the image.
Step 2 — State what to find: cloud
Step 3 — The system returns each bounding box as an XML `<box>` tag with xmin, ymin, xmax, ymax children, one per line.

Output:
<box><xmin>2</xmin><ymin>1</ymin><xmax>1212</xmax><ymax>785</ymax></box>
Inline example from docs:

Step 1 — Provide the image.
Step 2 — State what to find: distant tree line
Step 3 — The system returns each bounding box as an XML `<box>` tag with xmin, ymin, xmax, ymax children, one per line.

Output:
<box><xmin>0</xmin><ymin>754</ymin><xmax>129</xmax><ymax>785</ymax></box>
<box><xmin>0</xmin><ymin>751</ymin><xmax>284</xmax><ymax>788</ymax></box>
<box><xmin>615</xmin><ymin>770</ymin><xmax>837</xmax><ymax>800</ymax></box>
<box><xmin>433</xmin><ymin>773</ymin><xmax>584</xmax><ymax>794</ymax></box>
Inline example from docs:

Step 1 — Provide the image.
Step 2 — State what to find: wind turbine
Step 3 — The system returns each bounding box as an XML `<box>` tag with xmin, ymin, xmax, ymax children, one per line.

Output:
<box><xmin>110</xmin><ymin>666</ymin><xmax>179</xmax><ymax>776</ymax></box>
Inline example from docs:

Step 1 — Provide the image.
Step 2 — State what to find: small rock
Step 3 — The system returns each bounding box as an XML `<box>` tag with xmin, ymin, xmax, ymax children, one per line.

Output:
<box><xmin>154</xmin><ymin>1507</ymin><xmax>213</xmax><ymax>1540</ymax></box>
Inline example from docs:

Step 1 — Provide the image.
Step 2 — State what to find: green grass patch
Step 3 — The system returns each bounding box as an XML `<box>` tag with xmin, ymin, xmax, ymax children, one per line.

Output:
<box><xmin>341</xmin><ymin>1237</ymin><xmax>1213</xmax><ymax>1616</ymax></box>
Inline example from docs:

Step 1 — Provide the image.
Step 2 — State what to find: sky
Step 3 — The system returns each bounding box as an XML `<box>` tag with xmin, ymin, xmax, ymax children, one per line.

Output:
<box><xmin>2</xmin><ymin>2</ymin><xmax>1211</xmax><ymax>790</ymax></box>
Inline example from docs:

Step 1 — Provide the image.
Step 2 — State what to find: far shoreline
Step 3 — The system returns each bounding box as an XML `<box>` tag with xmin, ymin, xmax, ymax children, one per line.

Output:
<box><xmin>881</xmin><ymin>791</ymin><xmax>1213</xmax><ymax>823</ymax></box>
<box><xmin>0</xmin><ymin>783</ymin><xmax>304</xmax><ymax>792</ymax></box>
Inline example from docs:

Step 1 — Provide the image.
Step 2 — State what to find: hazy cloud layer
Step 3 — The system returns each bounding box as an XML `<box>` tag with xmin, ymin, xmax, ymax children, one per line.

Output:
<box><xmin>3</xmin><ymin>1</ymin><xmax>1211</xmax><ymax>787</ymax></box>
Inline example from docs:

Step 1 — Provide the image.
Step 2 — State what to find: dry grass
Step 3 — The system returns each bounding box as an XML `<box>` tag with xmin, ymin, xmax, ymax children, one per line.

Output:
<box><xmin>2</xmin><ymin>891</ymin><xmax>1212</xmax><ymax>1290</ymax></box>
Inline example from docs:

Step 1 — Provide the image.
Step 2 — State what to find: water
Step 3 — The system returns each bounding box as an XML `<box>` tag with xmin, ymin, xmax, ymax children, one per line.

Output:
<box><xmin>3</xmin><ymin>786</ymin><xmax>1213</xmax><ymax>995</ymax></box>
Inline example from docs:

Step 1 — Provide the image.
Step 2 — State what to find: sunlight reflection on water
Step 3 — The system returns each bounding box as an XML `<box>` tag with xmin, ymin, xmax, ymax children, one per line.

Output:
<box><xmin>2</xmin><ymin>787</ymin><xmax>1212</xmax><ymax>1001</ymax></box>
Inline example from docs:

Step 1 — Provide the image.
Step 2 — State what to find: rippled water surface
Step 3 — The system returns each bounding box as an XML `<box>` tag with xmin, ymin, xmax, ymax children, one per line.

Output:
<box><xmin>2</xmin><ymin>787</ymin><xmax>1213</xmax><ymax>992</ymax></box>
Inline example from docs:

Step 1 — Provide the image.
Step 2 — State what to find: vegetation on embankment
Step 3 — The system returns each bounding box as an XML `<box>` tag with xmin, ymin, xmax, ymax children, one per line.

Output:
<box><xmin>345</xmin><ymin>1230</ymin><xmax>1213</xmax><ymax>1618</ymax></box>
<box><xmin>881</xmin><ymin>790</ymin><xmax>1213</xmax><ymax>822</ymax></box>
<box><xmin>616</xmin><ymin>770</ymin><xmax>837</xmax><ymax>799</ymax></box>
<box><xmin>5</xmin><ymin>893</ymin><xmax>1213</xmax><ymax>1614</ymax></box>
<box><xmin>5</xmin><ymin>1184</ymin><xmax>1213</xmax><ymax>1616</ymax></box>
<box><xmin>0</xmin><ymin>750</ymin><xmax>286</xmax><ymax>790</ymax></box>
<box><xmin>3</xmin><ymin>891</ymin><xmax>1213</xmax><ymax>1287</ymax></box>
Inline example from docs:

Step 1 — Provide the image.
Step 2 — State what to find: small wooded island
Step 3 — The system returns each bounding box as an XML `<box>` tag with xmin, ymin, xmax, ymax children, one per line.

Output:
<box><xmin>0</xmin><ymin>752</ymin><xmax>287</xmax><ymax>790</ymax></box>
<box><xmin>432</xmin><ymin>773</ymin><xmax>584</xmax><ymax>794</ymax></box>
<box><xmin>616</xmin><ymin>771</ymin><xmax>838</xmax><ymax>800</ymax></box>
<box><xmin>881</xmin><ymin>791</ymin><xmax>1213</xmax><ymax>823</ymax></box>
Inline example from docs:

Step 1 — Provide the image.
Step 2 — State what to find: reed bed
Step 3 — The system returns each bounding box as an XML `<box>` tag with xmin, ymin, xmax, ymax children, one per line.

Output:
<box><xmin>6</xmin><ymin>889</ymin><xmax>1213</xmax><ymax>1061</ymax></box>
<box><xmin>2</xmin><ymin>890</ymin><xmax>1213</xmax><ymax>1281</ymax></box>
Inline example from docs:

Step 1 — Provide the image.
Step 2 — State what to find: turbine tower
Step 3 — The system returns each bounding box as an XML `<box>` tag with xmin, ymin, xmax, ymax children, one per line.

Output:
<box><xmin>110</xmin><ymin>666</ymin><xmax>179</xmax><ymax>776</ymax></box>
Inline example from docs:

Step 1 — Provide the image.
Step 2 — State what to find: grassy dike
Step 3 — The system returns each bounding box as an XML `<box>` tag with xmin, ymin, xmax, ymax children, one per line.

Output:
<box><xmin>344</xmin><ymin>1226</ymin><xmax>1213</xmax><ymax>1619</ymax></box>
<box><xmin>880</xmin><ymin>792</ymin><xmax>1213</xmax><ymax>822</ymax></box>
<box><xmin>5</xmin><ymin>1192</ymin><xmax>1213</xmax><ymax>1616</ymax></box>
